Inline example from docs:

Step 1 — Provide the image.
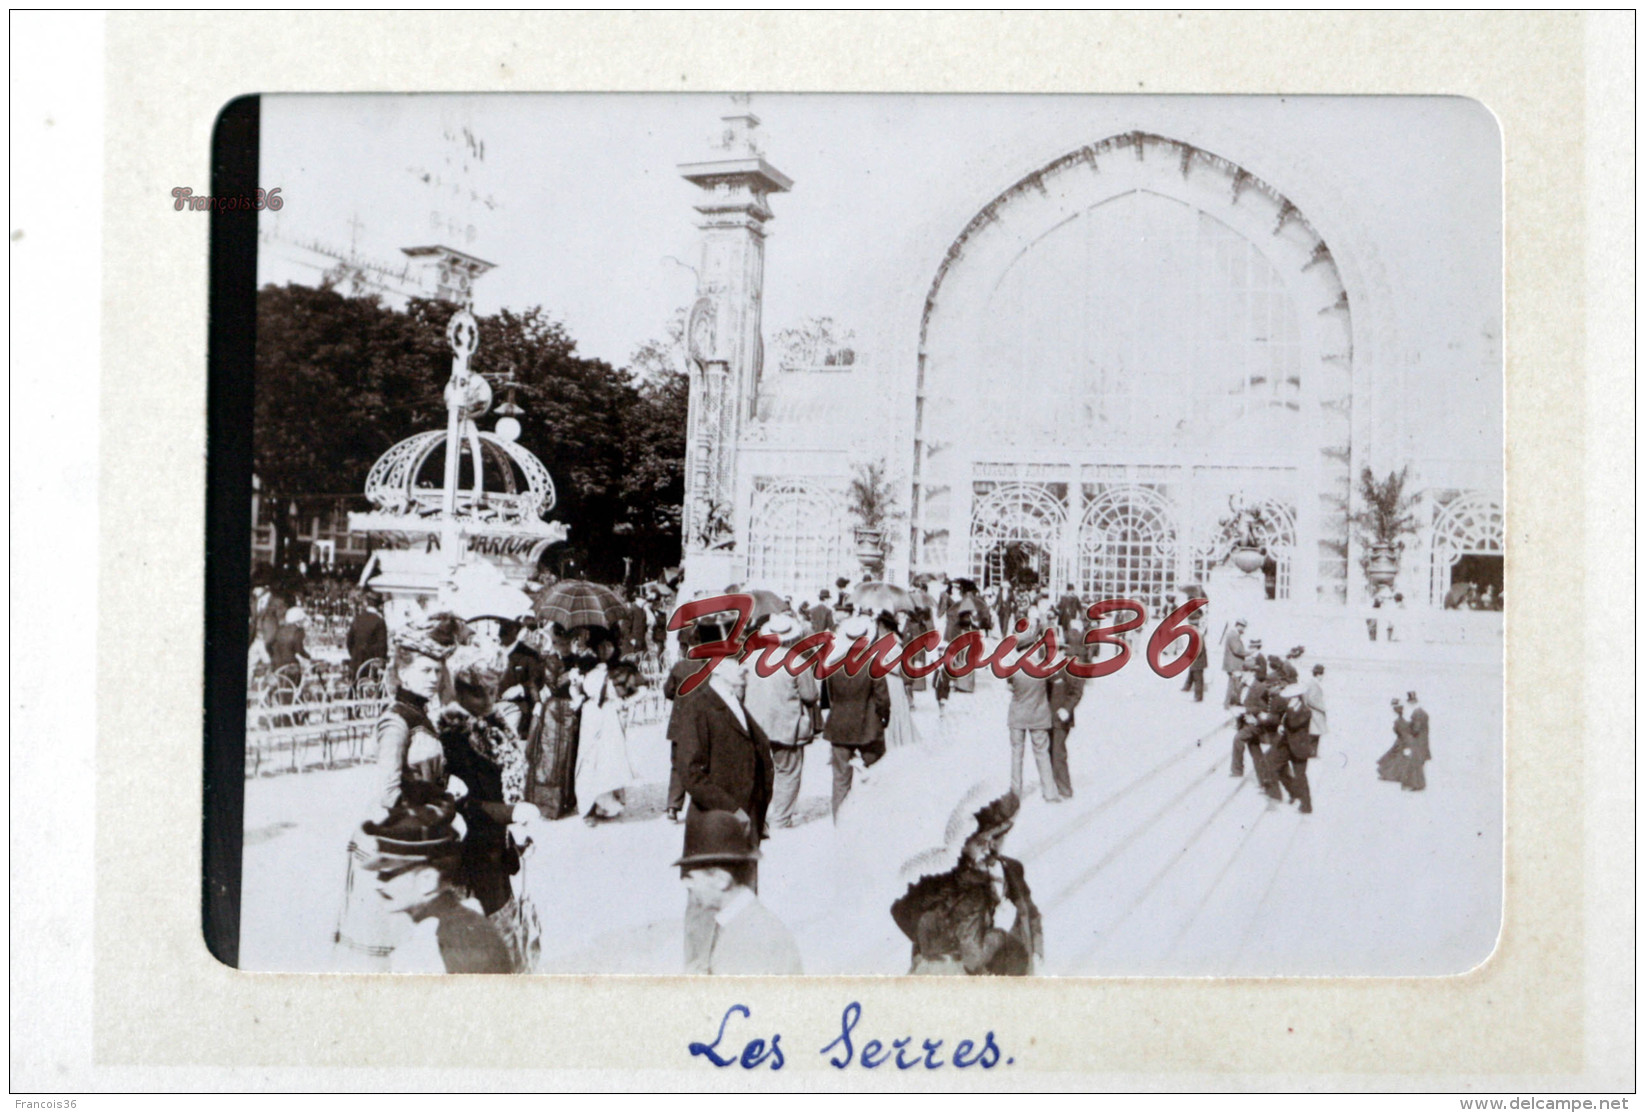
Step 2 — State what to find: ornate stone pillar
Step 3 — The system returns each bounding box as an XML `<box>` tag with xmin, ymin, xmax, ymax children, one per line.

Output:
<box><xmin>677</xmin><ymin>105</ymin><xmax>791</xmax><ymax>596</ymax></box>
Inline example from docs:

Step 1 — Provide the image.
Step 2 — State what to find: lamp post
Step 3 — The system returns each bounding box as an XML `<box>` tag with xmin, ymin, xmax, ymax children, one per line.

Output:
<box><xmin>441</xmin><ymin>308</ymin><xmax>481</xmax><ymax>572</ymax></box>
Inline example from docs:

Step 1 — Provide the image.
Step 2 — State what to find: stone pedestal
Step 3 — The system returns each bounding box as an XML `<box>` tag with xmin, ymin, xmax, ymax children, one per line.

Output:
<box><xmin>679</xmin><ymin>550</ymin><xmax>739</xmax><ymax>605</ymax></box>
<box><xmin>1208</xmin><ymin>564</ymin><xmax>1269</xmax><ymax>624</ymax></box>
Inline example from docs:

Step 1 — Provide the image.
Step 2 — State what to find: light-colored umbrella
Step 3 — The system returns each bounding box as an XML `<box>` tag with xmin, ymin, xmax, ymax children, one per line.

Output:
<box><xmin>742</xmin><ymin>588</ymin><xmax>788</xmax><ymax>622</ymax></box>
<box><xmin>848</xmin><ymin>581</ymin><xmax>915</xmax><ymax>616</ymax></box>
<box><xmin>440</xmin><ymin>561</ymin><xmax>535</xmax><ymax>623</ymax></box>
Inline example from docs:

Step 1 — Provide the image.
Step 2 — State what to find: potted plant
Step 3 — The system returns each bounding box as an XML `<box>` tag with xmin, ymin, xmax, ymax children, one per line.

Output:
<box><xmin>1350</xmin><ymin>466</ymin><xmax>1419</xmax><ymax>588</ymax></box>
<box><xmin>1215</xmin><ymin>497</ymin><xmax>1276</xmax><ymax>573</ymax></box>
<box><xmin>847</xmin><ymin>460</ymin><xmax>900</xmax><ymax>570</ymax></box>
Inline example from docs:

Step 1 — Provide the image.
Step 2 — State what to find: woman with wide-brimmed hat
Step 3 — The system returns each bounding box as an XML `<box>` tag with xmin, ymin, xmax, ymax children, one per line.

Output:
<box><xmin>740</xmin><ymin>612</ymin><xmax>819</xmax><ymax>829</ymax></box>
<box><xmin>890</xmin><ymin>786</ymin><xmax>1043</xmax><ymax>975</ymax></box>
<box><xmin>874</xmin><ymin>608</ymin><xmax>921</xmax><ymax>751</ymax></box>
<box><xmin>351</xmin><ymin>797</ymin><xmax>513</xmax><ymax>974</ymax></box>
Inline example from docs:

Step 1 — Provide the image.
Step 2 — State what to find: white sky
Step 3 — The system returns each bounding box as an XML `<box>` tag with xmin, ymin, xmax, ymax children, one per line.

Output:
<box><xmin>259</xmin><ymin>93</ymin><xmax>1503</xmax><ymax>421</ymax></box>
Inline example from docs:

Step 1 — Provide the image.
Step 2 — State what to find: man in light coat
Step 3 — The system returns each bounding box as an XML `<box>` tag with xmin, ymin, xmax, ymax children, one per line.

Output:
<box><xmin>741</xmin><ymin>614</ymin><xmax>818</xmax><ymax>829</ymax></box>
<box><xmin>676</xmin><ymin>809</ymin><xmax>802</xmax><ymax>975</ymax></box>
<box><xmin>1007</xmin><ymin>647</ymin><xmax>1062</xmax><ymax>803</ymax></box>
<box><xmin>1304</xmin><ymin>663</ymin><xmax>1328</xmax><ymax>753</ymax></box>
<box><xmin>1221</xmin><ymin>619</ymin><xmax>1249</xmax><ymax>708</ymax></box>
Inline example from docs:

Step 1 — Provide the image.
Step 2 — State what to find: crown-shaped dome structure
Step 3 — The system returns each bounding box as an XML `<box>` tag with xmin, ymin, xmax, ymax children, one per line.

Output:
<box><xmin>361</xmin><ymin>428</ymin><xmax>557</xmax><ymax>526</ymax></box>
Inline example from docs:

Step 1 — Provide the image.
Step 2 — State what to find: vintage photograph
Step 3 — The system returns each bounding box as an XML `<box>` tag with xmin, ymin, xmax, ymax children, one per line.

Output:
<box><xmin>235</xmin><ymin>92</ymin><xmax>1504</xmax><ymax>977</ymax></box>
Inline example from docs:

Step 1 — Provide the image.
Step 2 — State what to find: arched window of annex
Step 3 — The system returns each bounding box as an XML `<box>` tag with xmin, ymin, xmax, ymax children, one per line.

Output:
<box><xmin>912</xmin><ymin>132</ymin><xmax>1355</xmax><ymax>603</ymax></box>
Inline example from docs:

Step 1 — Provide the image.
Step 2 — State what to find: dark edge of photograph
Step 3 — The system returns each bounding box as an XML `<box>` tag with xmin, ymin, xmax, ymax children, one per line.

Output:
<box><xmin>203</xmin><ymin>92</ymin><xmax>260</xmax><ymax>968</ymax></box>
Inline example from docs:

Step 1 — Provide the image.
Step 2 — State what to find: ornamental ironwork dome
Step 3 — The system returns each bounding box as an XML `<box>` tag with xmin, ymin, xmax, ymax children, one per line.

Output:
<box><xmin>361</xmin><ymin>428</ymin><xmax>557</xmax><ymax>526</ymax></box>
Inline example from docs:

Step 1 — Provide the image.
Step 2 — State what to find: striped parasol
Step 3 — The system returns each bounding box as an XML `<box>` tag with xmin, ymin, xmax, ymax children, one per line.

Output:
<box><xmin>531</xmin><ymin>579</ymin><xmax>627</xmax><ymax>631</ymax></box>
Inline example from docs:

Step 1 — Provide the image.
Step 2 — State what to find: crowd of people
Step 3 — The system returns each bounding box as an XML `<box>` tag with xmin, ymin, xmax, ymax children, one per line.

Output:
<box><xmin>310</xmin><ymin>566</ymin><xmax>1436</xmax><ymax>977</ymax></box>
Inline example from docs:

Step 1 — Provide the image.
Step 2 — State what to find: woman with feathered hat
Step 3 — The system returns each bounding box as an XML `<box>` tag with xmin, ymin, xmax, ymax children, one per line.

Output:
<box><xmin>439</xmin><ymin>649</ymin><xmax>542</xmax><ymax>969</ymax></box>
<box><xmin>890</xmin><ymin>786</ymin><xmax>1043</xmax><ymax>976</ymax></box>
<box><xmin>334</xmin><ymin>611</ymin><xmax>463</xmax><ymax>969</ymax></box>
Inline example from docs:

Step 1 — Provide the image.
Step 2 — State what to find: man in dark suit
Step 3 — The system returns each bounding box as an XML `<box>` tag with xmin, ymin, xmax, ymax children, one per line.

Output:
<box><xmin>1181</xmin><ymin>613</ymin><xmax>1209</xmax><ymax>701</ymax></box>
<box><xmin>1055</xmin><ymin>583</ymin><xmax>1083</xmax><ymax>631</ymax></box>
<box><xmin>619</xmin><ymin>592</ymin><xmax>649</xmax><ymax>660</ymax></box>
<box><xmin>822</xmin><ymin>616</ymin><xmax>890</xmax><ymax>817</ymax></box>
<box><xmin>497</xmin><ymin>618</ymin><xmax>545</xmax><ymax>736</ymax></box>
<box><xmin>808</xmin><ymin>589</ymin><xmax>834</xmax><ymax>635</ymax></box>
<box><xmin>663</xmin><ymin>621</ymin><xmax>725</xmax><ymax>824</ymax></box>
<box><xmin>1264</xmin><ymin>687</ymin><xmax>1316</xmax><ymax>813</ymax></box>
<box><xmin>346</xmin><ymin>591</ymin><xmax>389</xmax><ymax>682</ymax></box>
<box><xmin>1046</xmin><ymin>667</ymin><xmax>1085</xmax><ymax>799</ymax></box>
<box><xmin>268</xmin><ymin>607</ymin><xmax>312</xmax><ymax>673</ymax></box>
<box><xmin>1234</xmin><ymin>666</ymin><xmax>1286</xmax><ymax>798</ymax></box>
<box><xmin>672</xmin><ymin>645</ymin><xmax>775</xmax><ymax>973</ymax></box>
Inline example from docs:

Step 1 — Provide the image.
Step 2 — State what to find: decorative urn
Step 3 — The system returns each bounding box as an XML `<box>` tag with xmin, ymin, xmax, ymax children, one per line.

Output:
<box><xmin>1366</xmin><ymin>543</ymin><xmax>1400</xmax><ymax>587</ymax></box>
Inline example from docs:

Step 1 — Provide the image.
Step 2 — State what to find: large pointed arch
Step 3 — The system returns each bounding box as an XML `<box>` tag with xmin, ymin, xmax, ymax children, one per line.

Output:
<box><xmin>911</xmin><ymin>131</ymin><xmax>1355</xmax><ymax>604</ymax></box>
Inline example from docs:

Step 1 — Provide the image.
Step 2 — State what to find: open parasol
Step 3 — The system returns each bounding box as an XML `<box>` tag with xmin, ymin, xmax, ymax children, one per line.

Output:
<box><xmin>742</xmin><ymin>588</ymin><xmax>789</xmax><ymax>623</ymax></box>
<box><xmin>848</xmin><ymin>581</ymin><xmax>915</xmax><ymax>616</ymax></box>
<box><xmin>532</xmin><ymin>579</ymin><xmax>627</xmax><ymax>631</ymax></box>
<box><xmin>439</xmin><ymin>562</ymin><xmax>535</xmax><ymax>623</ymax></box>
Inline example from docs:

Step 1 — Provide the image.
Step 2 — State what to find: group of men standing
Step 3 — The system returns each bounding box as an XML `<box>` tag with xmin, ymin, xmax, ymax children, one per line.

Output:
<box><xmin>1220</xmin><ymin>619</ymin><xmax>1327</xmax><ymax>814</ymax></box>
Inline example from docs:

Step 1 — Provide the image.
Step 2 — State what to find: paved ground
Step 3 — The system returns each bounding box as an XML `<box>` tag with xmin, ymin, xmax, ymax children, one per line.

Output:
<box><xmin>240</xmin><ymin>647</ymin><xmax>1502</xmax><ymax>976</ymax></box>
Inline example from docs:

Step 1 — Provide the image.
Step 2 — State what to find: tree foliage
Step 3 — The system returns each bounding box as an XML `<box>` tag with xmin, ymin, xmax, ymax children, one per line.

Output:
<box><xmin>770</xmin><ymin>315</ymin><xmax>857</xmax><ymax>371</ymax></box>
<box><xmin>254</xmin><ymin>284</ymin><xmax>686</xmax><ymax>581</ymax></box>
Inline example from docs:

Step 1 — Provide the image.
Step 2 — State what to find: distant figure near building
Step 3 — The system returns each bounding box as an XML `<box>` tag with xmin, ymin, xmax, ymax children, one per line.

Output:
<box><xmin>269</xmin><ymin>606</ymin><xmax>312</xmax><ymax>673</ymax></box>
<box><xmin>1378</xmin><ymin>692</ymin><xmax>1431</xmax><ymax>791</ymax></box>
<box><xmin>740</xmin><ymin>614</ymin><xmax>818</xmax><ymax>829</ymax></box>
<box><xmin>1006</xmin><ymin>650</ymin><xmax>1062</xmax><ymax>804</ymax></box>
<box><xmin>809</xmin><ymin>589</ymin><xmax>835</xmax><ymax>634</ymax></box>
<box><xmin>346</xmin><ymin>591</ymin><xmax>389</xmax><ymax>681</ymax></box>
<box><xmin>1221</xmin><ymin>619</ymin><xmax>1249</xmax><ymax>708</ymax></box>
<box><xmin>1181</xmin><ymin>612</ymin><xmax>1209</xmax><ymax>702</ymax></box>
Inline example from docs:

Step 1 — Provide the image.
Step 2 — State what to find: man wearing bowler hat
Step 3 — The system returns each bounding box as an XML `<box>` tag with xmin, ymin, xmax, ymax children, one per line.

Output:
<box><xmin>675</xmin><ymin>809</ymin><xmax>802</xmax><ymax>975</ymax></box>
<box><xmin>672</xmin><ymin>617</ymin><xmax>775</xmax><ymax>971</ymax></box>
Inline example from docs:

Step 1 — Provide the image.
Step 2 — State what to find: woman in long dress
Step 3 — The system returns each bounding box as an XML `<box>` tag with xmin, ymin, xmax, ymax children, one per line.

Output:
<box><xmin>525</xmin><ymin>625</ymin><xmax>582</xmax><ymax>820</ymax></box>
<box><xmin>1377</xmin><ymin>693</ymin><xmax>1430</xmax><ymax>790</ymax></box>
<box><xmin>334</xmin><ymin>617</ymin><xmax>458</xmax><ymax>970</ymax></box>
<box><xmin>877</xmin><ymin>609</ymin><xmax>920</xmax><ymax>750</ymax></box>
<box><xmin>575</xmin><ymin>659</ymin><xmax>641</xmax><ymax>825</ymax></box>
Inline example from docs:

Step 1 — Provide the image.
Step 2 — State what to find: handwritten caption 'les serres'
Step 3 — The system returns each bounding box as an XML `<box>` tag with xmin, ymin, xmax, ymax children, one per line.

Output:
<box><xmin>691</xmin><ymin>1003</ymin><xmax>1012</xmax><ymax>1072</ymax></box>
<box><xmin>667</xmin><ymin>593</ymin><xmax>1210</xmax><ymax>697</ymax></box>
